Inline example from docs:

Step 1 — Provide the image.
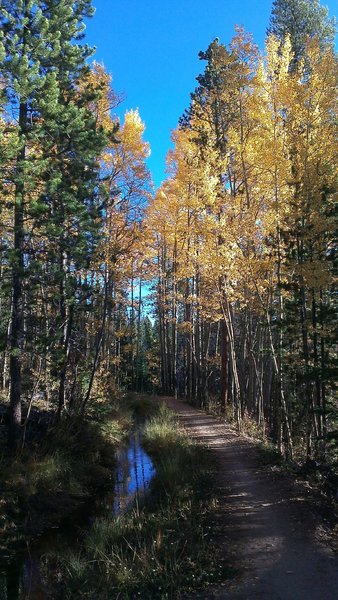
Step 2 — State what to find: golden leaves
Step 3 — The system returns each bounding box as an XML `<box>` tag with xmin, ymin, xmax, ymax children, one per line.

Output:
<box><xmin>144</xmin><ymin>30</ymin><xmax>337</xmax><ymax>324</ymax></box>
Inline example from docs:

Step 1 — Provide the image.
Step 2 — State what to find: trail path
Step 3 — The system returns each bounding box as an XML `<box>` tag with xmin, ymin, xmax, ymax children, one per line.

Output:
<box><xmin>163</xmin><ymin>397</ymin><xmax>338</xmax><ymax>600</ymax></box>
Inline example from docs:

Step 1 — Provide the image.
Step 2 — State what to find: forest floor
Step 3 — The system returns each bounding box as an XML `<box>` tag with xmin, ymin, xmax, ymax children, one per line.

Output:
<box><xmin>162</xmin><ymin>396</ymin><xmax>338</xmax><ymax>600</ymax></box>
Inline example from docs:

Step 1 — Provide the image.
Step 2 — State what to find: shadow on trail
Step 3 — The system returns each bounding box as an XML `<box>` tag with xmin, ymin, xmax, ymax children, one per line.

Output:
<box><xmin>165</xmin><ymin>398</ymin><xmax>338</xmax><ymax>600</ymax></box>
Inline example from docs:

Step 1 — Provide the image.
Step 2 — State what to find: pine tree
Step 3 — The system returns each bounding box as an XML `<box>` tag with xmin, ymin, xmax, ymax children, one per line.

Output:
<box><xmin>268</xmin><ymin>0</ymin><xmax>336</xmax><ymax>64</ymax></box>
<box><xmin>0</xmin><ymin>0</ymin><xmax>106</xmax><ymax>445</ymax></box>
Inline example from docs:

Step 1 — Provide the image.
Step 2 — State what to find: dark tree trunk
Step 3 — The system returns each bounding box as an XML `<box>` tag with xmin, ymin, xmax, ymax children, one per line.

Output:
<box><xmin>9</xmin><ymin>100</ymin><xmax>27</xmax><ymax>448</ymax></box>
<box><xmin>220</xmin><ymin>318</ymin><xmax>228</xmax><ymax>412</ymax></box>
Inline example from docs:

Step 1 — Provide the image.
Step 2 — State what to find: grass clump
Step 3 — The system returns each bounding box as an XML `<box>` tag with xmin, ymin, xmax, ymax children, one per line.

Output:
<box><xmin>257</xmin><ymin>439</ymin><xmax>283</xmax><ymax>467</ymax></box>
<box><xmin>143</xmin><ymin>403</ymin><xmax>180</xmax><ymax>449</ymax></box>
<box><xmin>49</xmin><ymin>401</ymin><xmax>229</xmax><ymax>599</ymax></box>
<box><xmin>123</xmin><ymin>392</ymin><xmax>162</xmax><ymax>421</ymax></box>
<box><xmin>0</xmin><ymin>399</ymin><xmax>134</xmax><ymax>557</ymax></box>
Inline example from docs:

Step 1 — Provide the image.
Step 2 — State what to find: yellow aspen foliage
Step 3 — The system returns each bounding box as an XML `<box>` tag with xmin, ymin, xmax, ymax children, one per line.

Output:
<box><xmin>79</xmin><ymin>61</ymin><xmax>121</xmax><ymax>132</ymax></box>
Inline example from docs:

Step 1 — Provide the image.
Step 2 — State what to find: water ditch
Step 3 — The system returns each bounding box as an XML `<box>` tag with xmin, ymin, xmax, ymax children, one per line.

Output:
<box><xmin>0</xmin><ymin>429</ymin><xmax>155</xmax><ymax>599</ymax></box>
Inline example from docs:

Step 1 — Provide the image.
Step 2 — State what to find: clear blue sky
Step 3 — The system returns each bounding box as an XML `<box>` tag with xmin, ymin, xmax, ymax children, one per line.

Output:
<box><xmin>85</xmin><ymin>0</ymin><xmax>337</xmax><ymax>189</ymax></box>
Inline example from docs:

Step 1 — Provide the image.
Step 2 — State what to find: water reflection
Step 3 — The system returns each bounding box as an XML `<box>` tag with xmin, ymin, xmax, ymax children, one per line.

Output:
<box><xmin>113</xmin><ymin>430</ymin><xmax>155</xmax><ymax>514</ymax></box>
<box><xmin>0</xmin><ymin>561</ymin><xmax>21</xmax><ymax>600</ymax></box>
<box><xmin>0</xmin><ymin>559</ymin><xmax>47</xmax><ymax>600</ymax></box>
<box><xmin>1</xmin><ymin>547</ymin><xmax>56</xmax><ymax>599</ymax></box>
<box><xmin>0</xmin><ymin>430</ymin><xmax>155</xmax><ymax>598</ymax></box>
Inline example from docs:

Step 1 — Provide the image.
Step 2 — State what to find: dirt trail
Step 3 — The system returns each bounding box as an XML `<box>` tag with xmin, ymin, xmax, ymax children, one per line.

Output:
<box><xmin>163</xmin><ymin>397</ymin><xmax>338</xmax><ymax>600</ymax></box>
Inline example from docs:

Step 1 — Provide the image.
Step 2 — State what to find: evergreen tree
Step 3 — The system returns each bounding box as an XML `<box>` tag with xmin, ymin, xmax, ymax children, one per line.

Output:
<box><xmin>0</xmin><ymin>0</ymin><xmax>106</xmax><ymax>445</ymax></box>
<box><xmin>268</xmin><ymin>0</ymin><xmax>336</xmax><ymax>64</ymax></box>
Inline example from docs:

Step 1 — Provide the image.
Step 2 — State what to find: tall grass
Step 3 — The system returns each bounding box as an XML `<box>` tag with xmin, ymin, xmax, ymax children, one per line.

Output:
<box><xmin>49</xmin><ymin>401</ymin><xmax>229</xmax><ymax>599</ymax></box>
<box><xmin>0</xmin><ymin>397</ymin><xmax>135</xmax><ymax>558</ymax></box>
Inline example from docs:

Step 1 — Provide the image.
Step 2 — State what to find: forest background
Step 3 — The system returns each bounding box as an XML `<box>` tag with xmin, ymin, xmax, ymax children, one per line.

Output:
<box><xmin>0</xmin><ymin>0</ymin><xmax>337</xmax><ymax>466</ymax></box>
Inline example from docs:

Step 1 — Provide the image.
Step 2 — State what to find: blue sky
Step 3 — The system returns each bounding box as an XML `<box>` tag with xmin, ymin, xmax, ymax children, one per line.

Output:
<box><xmin>85</xmin><ymin>0</ymin><xmax>337</xmax><ymax>189</ymax></box>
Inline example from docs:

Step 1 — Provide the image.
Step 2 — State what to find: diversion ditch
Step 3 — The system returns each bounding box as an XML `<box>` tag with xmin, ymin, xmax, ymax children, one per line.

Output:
<box><xmin>0</xmin><ymin>429</ymin><xmax>155</xmax><ymax>600</ymax></box>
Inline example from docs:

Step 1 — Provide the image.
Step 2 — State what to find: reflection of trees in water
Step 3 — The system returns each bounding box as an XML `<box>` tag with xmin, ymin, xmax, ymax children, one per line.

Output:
<box><xmin>1</xmin><ymin>431</ymin><xmax>155</xmax><ymax>597</ymax></box>
<box><xmin>114</xmin><ymin>443</ymin><xmax>132</xmax><ymax>513</ymax></box>
<box><xmin>1</xmin><ymin>560</ymin><xmax>24</xmax><ymax>600</ymax></box>
<box><xmin>0</xmin><ymin>556</ymin><xmax>46</xmax><ymax>600</ymax></box>
<box><xmin>114</xmin><ymin>431</ymin><xmax>154</xmax><ymax>514</ymax></box>
<box><xmin>133</xmin><ymin>435</ymin><xmax>140</xmax><ymax>495</ymax></box>
<box><xmin>0</xmin><ymin>560</ymin><xmax>21</xmax><ymax>600</ymax></box>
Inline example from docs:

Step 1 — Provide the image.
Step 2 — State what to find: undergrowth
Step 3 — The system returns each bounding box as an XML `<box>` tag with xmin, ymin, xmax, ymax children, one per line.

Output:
<box><xmin>0</xmin><ymin>396</ymin><xmax>139</xmax><ymax>557</ymax></box>
<box><xmin>44</xmin><ymin>402</ymin><xmax>229</xmax><ymax>599</ymax></box>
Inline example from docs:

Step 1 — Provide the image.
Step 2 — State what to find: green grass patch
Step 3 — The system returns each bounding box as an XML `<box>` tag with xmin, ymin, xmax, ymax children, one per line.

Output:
<box><xmin>47</xmin><ymin>401</ymin><xmax>230</xmax><ymax>599</ymax></box>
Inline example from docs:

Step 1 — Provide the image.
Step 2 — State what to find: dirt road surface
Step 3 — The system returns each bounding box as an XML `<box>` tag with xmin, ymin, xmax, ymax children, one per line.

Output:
<box><xmin>163</xmin><ymin>397</ymin><xmax>338</xmax><ymax>600</ymax></box>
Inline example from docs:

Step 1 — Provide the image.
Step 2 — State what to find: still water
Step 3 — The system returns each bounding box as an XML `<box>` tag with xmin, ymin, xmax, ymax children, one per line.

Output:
<box><xmin>112</xmin><ymin>429</ymin><xmax>155</xmax><ymax>514</ymax></box>
<box><xmin>0</xmin><ymin>431</ymin><xmax>155</xmax><ymax>599</ymax></box>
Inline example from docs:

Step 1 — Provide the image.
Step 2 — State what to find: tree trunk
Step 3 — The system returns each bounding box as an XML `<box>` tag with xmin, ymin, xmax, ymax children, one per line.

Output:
<box><xmin>9</xmin><ymin>100</ymin><xmax>27</xmax><ymax>448</ymax></box>
<box><xmin>220</xmin><ymin>319</ymin><xmax>228</xmax><ymax>412</ymax></box>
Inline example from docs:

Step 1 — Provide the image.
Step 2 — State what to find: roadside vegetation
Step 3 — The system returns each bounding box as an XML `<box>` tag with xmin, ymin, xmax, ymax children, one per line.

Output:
<box><xmin>39</xmin><ymin>402</ymin><xmax>229</xmax><ymax>599</ymax></box>
<box><xmin>208</xmin><ymin>397</ymin><xmax>338</xmax><ymax>506</ymax></box>
<box><xmin>0</xmin><ymin>395</ymin><xmax>144</xmax><ymax>564</ymax></box>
